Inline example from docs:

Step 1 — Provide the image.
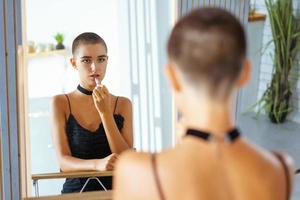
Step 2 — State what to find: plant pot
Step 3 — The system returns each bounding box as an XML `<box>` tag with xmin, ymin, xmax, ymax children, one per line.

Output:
<box><xmin>268</xmin><ymin>110</ymin><xmax>288</xmax><ymax>123</ymax></box>
<box><xmin>56</xmin><ymin>43</ymin><xmax>65</xmax><ymax>50</ymax></box>
<box><xmin>267</xmin><ymin>92</ymin><xmax>291</xmax><ymax>124</ymax></box>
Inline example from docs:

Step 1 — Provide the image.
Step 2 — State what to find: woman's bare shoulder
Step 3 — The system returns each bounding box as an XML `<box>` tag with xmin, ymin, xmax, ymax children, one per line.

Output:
<box><xmin>51</xmin><ymin>94</ymin><xmax>68</xmax><ymax>108</ymax></box>
<box><xmin>114</xmin><ymin>150</ymin><xmax>155</xmax><ymax>199</ymax></box>
<box><xmin>113</xmin><ymin>95</ymin><xmax>132</xmax><ymax>113</ymax></box>
<box><xmin>236</xmin><ymin>139</ymin><xmax>295</xmax><ymax>185</ymax></box>
<box><xmin>50</xmin><ymin>93</ymin><xmax>73</xmax><ymax>115</ymax></box>
<box><xmin>239</xmin><ymin>138</ymin><xmax>291</xmax><ymax>165</ymax></box>
<box><xmin>116</xmin><ymin>96</ymin><xmax>131</xmax><ymax>106</ymax></box>
<box><xmin>116</xmin><ymin>150</ymin><xmax>151</xmax><ymax>172</ymax></box>
<box><xmin>115</xmin><ymin>149</ymin><xmax>174</xmax><ymax>183</ymax></box>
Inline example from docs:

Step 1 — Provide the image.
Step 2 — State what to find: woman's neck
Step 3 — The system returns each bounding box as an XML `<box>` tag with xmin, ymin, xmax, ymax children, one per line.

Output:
<box><xmin>181</xmin><ymin>97</ymin><xmax>235</xmax><ymax>137</ymax></box>
<box><xmin>79</xmin><ymin>81</ymin><xmax>95</xmax><ymax>91</ymax></box>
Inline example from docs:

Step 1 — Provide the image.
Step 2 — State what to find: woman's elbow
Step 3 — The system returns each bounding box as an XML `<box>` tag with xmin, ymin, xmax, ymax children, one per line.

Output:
<box><xmin>57</xmin><ymin>155</ymin><xmax>72</xmax><ymax>172</ymax></box>
<box><xmin>118</xmin><ymin>144</ymin><xmax>133</xmax><ymax>154</ymax></box>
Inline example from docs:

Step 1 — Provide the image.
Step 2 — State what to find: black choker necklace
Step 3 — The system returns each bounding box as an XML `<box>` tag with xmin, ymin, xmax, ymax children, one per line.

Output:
<box><xmin>186</xmin><ymin>128</ymin><xmax>240</xmax><ymax>143</ymax></box>
<box><xmin>77</xmin><ymin>84</ymin><xmax>93</xmax><ymax>95</ymax></box>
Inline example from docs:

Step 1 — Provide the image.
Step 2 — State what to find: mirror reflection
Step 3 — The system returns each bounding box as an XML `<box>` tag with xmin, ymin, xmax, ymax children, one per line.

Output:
<box><xmin>25</xmin><ymin>0</ymin><xmax>172</xmax><ymax>197</ymax></box>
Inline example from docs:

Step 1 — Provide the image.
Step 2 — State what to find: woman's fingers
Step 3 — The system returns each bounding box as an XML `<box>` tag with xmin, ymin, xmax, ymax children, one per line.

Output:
<box><xmin>93</xmin><ymin>88</ymin><xmax>103</xmax><ymax>100</ymax></box>
<box><xmin>92</xmin><ymin>93</ymin><xmax>97</xmax><ymax>101</ymax></box>
<box><xmin>102</xmin><ymin>85</ymin><xmax>109</xmax><ymax>95</ymax></box>
<box><xmin>106</xmin><ymin>163</ymin><xmax>114</xmax><ymax>170</ymax></box>
<box><xmin>108</xmin><ymin>154</ymin><xmax>118</xmax><ymax>167</ymax></box>
<box><xmin>92</xmin><ymin>85</ymin><xmax>112</xmax><ymax>115</ymax></box>
<box><xmin>93</xmin><ymin>84</ymin><xmax>110</xmax><ymax>100</ymax></box>
<box><xmin>109</xmin><ymin>153</ymin><xmax>118</xmax><ymax>162</ymax></box>
<box><xmin>98</xmin><ymin>85</ymin><xmax>108</xmax><ymax>98</ymax></box>
<box><xmin>109</xmin><ymin>162</ymin><xmax>116</xmax><ymax>169</ymax></box>
<box><xmin>106</xmin><ymin>155</ymin><xmax>118</xmax><ymax>170</ymax></box>
<box><xmin>92</xmin><ymin>93</ymin><xmax>101</xmax><ymax>103</ymax></box>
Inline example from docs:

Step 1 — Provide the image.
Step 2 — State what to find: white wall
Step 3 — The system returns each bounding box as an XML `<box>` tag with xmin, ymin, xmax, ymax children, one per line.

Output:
<box><xmin>26</xmin><ymin>0</ymin><xmax>131</xmax><ymax>98</ymax></box>
<box><xmin>240</xmin><ymin>19</ymin><xmax>265</xmax><ymax>113</ymax></box>
<box><xmin>254</xmin><ymin>0</ymin><xmax>300</xmax><ymax>123</ymax></box>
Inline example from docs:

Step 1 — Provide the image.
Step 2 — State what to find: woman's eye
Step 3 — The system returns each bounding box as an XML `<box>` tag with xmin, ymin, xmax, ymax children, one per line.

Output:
<box><xmin>98</xmin><ymin>58</ymin><xmax>106</xmax><ymax>63</ymax></box>
<box><xmin>81</xmin><ymin>59</ymin><xmax>91</xmax><ymax>63</ymax></box>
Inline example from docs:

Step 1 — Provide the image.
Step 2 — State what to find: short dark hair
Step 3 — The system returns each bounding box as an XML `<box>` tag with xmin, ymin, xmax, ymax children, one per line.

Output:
<box><xmin>72</xmin><ymin>32</ymin><xmax>107</xmax><ymax>55</ymax></box>
<box><xmin>167</xmin><ymin>8</ymin><xmax>246</xmax><ymax>97</ymax></box>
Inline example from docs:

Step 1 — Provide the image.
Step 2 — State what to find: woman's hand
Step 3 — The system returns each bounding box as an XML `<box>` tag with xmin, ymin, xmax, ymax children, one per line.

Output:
<box><xmin>92</xmin><ymin>84</ymin><xmax>112</xmax><ymax>116</ymax></box>
<box><xmin>95</xmin><ymin>153</ymin><xmax>119</xmax><ymax>171</ymax></box>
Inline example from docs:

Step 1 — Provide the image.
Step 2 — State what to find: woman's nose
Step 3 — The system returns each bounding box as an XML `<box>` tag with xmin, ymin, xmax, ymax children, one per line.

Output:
<box><xmin>90</xmin><ymin>62</ymin><xmax>96</xmax><ymax>71</ymax></box>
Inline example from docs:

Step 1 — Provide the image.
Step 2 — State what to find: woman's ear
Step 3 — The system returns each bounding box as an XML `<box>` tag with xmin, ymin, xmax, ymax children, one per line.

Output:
<box><xmin>70</xmin><ymin>58</ymin><xmax>77</xmax><ymax>70</ymax></box>
<box><xmin>237</xmin><ymin>58</ymin><xmax>251</xmax><ymax>88</ymax></box>
<box><xmin>165</xmin><ymin>63</ymin><xmax>181</xmax><ymax>92</ymax></box>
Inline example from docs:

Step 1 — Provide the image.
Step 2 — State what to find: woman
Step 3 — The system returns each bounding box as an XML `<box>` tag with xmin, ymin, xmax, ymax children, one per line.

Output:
<box><xmin>50</xmin><ymin>32</ymin><xmax>133</xmax><ymax>193</ymax></box>
<box><xmin>114</xmin><ymin>8</ymin><xmax>294</xmax><ymax>200</ymax></box>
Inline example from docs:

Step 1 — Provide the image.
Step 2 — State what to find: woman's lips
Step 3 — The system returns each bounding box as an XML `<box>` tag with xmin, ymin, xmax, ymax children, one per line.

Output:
<box><xmin>90</xmin><ymin>74</ymin><xmax>99</xmax><ymax>78</ymax></box>
<box><xmin>89</xmin><ymin>75</ymin><xmax>101</xmax><ymax>85</ymax></box>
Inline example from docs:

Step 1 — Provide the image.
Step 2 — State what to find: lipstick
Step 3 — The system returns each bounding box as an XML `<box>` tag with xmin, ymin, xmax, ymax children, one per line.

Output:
<box><xmin>95</xmin><ymin>78</ymin><xmax>101</xmax><ymax>86</ymax></box>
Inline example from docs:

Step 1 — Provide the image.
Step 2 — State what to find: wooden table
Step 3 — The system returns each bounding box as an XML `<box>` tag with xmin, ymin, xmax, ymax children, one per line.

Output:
<box><xmin>31</xmin><ymin>171</ymin><xmax>113</xmax><ymax>197</ymax></box>
<box><xmin>24</xmin><ymin>190</ymin><xmax>112</xmax><ymax>200</ymax></box>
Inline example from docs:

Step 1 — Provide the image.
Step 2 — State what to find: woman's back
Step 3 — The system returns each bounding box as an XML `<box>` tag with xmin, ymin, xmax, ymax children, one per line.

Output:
<box><xmin>155</xmin><ymin>137</ymin><xmax>292</xmax><ymax>200</ymax></box>
<box><xmin>115</xmin><ymin>136</ymin><xmax>293</xmax><ymax>200</ymax></box>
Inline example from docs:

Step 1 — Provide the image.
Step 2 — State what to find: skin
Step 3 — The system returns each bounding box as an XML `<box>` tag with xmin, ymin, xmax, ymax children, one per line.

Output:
<box><xmin>50</xmin><ymin>43</ymin><xmax>133</xmax><ymax>172</ymax></box>
<box><xmin>114</xmin><ymin>59</ymin><xmax>295</xmax><ymax>200</ymax></box>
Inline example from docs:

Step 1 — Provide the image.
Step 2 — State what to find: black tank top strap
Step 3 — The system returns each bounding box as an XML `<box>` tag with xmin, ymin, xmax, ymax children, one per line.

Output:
<box><xmin>64</xmin><ymin>94</ymin><xmax>72</xmax><ymax>115</ymax></box>
<box><xmin>272</xmin><ymin>151</ymin><xmax>290</xmax><ymax>200</ymax></box>
<box><xmin>151</xmin><ymin>153</ymin><xmax>165</xmax><ymax>200</ymax></box>
<box><xmin>114</xmin><ymin>96</ymin><xmax>119</xmax><ymax>114</ymax></box>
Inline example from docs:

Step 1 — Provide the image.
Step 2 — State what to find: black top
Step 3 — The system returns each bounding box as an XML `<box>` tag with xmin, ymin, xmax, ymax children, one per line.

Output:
<box><xmin>61</xmin><ymin>95</ymin><xmax>124</xmax><ymax>193</ymax></box>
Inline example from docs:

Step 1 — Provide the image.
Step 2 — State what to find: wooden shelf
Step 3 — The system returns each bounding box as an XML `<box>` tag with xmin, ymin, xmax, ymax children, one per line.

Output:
<box><xmin>27</xmin><ymin>49</ymin><xmax>67</xmax><ymax>58</ymax></box>
<box><xmin>248</xmin><ymin>12</ymin><xmax>267</xmax><ymax>22</ymax></box>
<box><xmin>31</xmin><ymin>170</ymin><xmax>113</xmax><ymax>181</ymax></box>
<box><xmin>23</xmin><ymin>190</ymin><xmax>112</xmax><ymax>200</ymax></box>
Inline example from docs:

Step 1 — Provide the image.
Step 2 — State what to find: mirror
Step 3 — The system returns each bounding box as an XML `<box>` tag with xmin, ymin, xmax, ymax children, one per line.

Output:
<box><xmin>21</xmin><ymin>0</ymin><xmax>173</xmax><ymax>197</ymax></box>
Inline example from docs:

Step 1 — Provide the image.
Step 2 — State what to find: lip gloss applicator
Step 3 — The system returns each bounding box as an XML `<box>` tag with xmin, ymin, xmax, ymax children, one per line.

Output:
<box><xmin>95</xmin><ymin>78</ymin><xmax>101</xmax><ymax>86</ymax></box>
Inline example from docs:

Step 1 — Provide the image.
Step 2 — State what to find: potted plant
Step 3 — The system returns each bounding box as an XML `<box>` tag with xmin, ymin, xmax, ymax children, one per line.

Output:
<box><xmin>53</xmin><ymin>33</ymin><xmax>65</xmax><ymax>50</ymax></box>
<box><xmin>27</xmin><ymin>41</ymin><xmax>36</xmax><ymax>53</ymax></box>
<box><xmin>257</xmin><ymin>0</ymin><xmax>300</xmax><ymax>123</ymax></box>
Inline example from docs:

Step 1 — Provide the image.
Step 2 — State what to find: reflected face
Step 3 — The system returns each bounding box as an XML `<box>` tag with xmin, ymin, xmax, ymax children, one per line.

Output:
<box><xmin>72</xmin><ymin>43</ymin><xmax>108</xmax><ymax>89</ymax></box>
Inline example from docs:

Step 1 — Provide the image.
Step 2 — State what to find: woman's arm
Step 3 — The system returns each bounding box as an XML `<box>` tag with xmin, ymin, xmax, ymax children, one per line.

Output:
<box><xmin>93</xmin><ymin>86</ymin><xmax>133</xmax><ymax>153</ymax></box>
<box><xmin>102</xmin><ymin>97</ymin><xmax>133</xmax><ymax>153</ymax></box>
<box><xmin>50</xmin><ymin>95</ymin><xmax>117</xmax><ymax>172</ymax></box>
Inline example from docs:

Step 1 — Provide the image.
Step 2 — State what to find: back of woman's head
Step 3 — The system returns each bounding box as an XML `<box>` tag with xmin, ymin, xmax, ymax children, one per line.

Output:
<box><xmin>167</xmin><ymin>8</ymin><xmax>246</xmax><ymax>98</ymax></box>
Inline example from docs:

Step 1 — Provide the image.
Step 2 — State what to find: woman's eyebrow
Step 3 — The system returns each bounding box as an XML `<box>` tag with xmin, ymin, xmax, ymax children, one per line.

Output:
<box><xmin>80</xmin><ymin>56</ymin><xmax>92</xmax><ymax>59</ymax></box>
<box><xmin>80</xmin><ymin>55</ymin><xmax>107</xmax><ymax>59</ymax></box>
<box><xmin>97</xmin><ymin>55</ymin><xmax>107</xmax><ymax>58</ymax></box>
